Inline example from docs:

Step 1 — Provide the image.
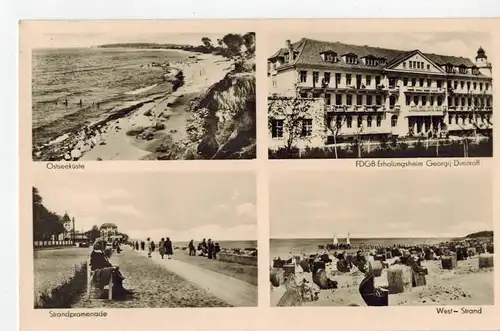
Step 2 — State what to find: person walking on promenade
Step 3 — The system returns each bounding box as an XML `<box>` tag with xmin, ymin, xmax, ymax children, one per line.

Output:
<box><xmin>135</xmin><ymin>241</ymin><xmax>139</xmax><ymax>251</ymax></box>
<box><xmin>207</xmin><ymin>239</ymin><xmax>214</xmax><ymax>259</ymax></box>
<box><xmin>141</xmin><ymin>241</ymin><xmax>145</xmax><ymax>251</ymax></box>
<box><xmin>164</xmin><ymin>237</ymin><xmax>173</xmax><ymax>260</ymax></box>
<box><xmin>147</xmin><ymin>238</ymin><xmax>152</xmax><ymax>258</ymax></box>
<box><xmin>188</xmin><ymin>240</ymin><xmax>196</xmax><ymax>256</ymax></box>
<box><xmin>159</xmin><ymin>238</ymin><xmax>166</xmax><ymax>259</ymax></box>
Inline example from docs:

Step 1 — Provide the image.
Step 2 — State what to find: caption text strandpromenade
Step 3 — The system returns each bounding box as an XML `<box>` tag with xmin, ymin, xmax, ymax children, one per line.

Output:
<box><xmin>356</xmin><ymin>159</ymin><xmax>481</xmax><ymax>169</ymax></box>
<box><xmin>49</xmin><ymin>310</ymin><xmax>107</xmax><ymax>318</ymax></box>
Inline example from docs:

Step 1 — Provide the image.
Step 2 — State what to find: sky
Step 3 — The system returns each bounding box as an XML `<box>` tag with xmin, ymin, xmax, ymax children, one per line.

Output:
<box><xmin>267</xmin><ymin>32</ymin><xmax>493</xmax><ymax>63</ymax></box>
<box><xmin>270</xmin><ymin>168</ymin><xmax>492</xmax><ymax>239</ymax></box>
<box><xmin>34</xmin><ymin>171</ymin><xmax>256</xmax><ymax>241</ymax></box>
<box><xmin>31</xmin><ymin>32</ymin><xmax>228</xmax><ymax>49</ymax></box>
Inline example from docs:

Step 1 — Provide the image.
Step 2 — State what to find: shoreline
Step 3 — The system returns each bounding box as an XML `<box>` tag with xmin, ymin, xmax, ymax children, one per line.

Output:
<box><xmin>33</xmin><ymin>51</ymin><xmax>233</xmax><ymax>161</ymax></box>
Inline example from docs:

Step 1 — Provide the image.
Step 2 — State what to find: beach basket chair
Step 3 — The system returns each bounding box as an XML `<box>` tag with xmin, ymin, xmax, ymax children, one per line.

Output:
<box><xmin>86</xmin><ymin>259</ymin><xmax>113</xmax><ymax>300</ymax></box>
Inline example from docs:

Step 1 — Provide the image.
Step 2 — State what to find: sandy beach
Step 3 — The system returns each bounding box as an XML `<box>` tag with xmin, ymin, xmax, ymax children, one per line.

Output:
<box><xmin>270</xmin><ymin>239</ymin><xmax>494</xmax><ymax>307</ymax></box>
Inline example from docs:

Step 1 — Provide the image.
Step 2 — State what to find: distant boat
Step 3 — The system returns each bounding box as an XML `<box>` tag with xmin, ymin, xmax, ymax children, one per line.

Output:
<box><xmin>333</xmin><ymin>233</ymin><xmax>338</xmax><ymax>245</ymax></box>
<box><xmin>346</xmin><ymin>233</ymin><xmax>351</xmax><ymax>245</ymax></box>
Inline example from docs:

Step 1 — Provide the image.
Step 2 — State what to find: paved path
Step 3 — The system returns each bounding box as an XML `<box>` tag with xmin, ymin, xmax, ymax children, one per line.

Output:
<box><xmin>134</xmin><ymin>248</ymin><xmax>257</xmax><ymax>307</ymax></box>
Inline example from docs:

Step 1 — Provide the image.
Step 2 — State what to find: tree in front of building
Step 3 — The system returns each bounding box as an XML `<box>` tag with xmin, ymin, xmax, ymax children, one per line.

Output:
<box><xmin>32</xmin><ymin>186</ymin><xmax>65</xmax><ymax>241</ymax></box>
<box><xmin>268</xmin><ymin>94</ymin><xmax>318</xmax><ymax>157</ymax></box>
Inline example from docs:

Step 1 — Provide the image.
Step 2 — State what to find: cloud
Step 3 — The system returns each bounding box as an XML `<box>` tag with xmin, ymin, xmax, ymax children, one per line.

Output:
<box><xmin>106</xmin><ymin>205</ymin><xmax>142</xmax><ymax>217</ymax></box>
<box><xmin>236</xmin><ymin>202</ymin><xmax>256</xmax><ymax>218</ymax></box>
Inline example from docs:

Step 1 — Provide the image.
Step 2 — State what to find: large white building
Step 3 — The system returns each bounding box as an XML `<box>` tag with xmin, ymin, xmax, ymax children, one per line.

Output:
<box><xmin>268</xmin><ymin>38</ymin><xmax>493</xmax><ymax>149</ymax></box>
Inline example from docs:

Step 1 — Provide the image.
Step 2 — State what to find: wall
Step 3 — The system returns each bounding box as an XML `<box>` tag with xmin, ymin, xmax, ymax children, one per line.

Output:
<box><xmin>218</xmin><ymin>253</ymin><xmax>258</xmax><ymax>266</ymax></box>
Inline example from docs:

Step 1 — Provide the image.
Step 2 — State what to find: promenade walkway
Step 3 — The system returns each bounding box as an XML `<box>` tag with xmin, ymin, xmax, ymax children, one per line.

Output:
<box><xmin>136</xmin><ymin>248</ymin><xmax>258</xmax><ymax>307</ymax></box>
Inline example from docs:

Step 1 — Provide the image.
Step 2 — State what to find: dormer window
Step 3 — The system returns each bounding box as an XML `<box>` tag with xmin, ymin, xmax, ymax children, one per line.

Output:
<box><xmin>343</xmin><ymin>53</ymin><xmax>358</xmax><ymax>65</ymax></box>
<box><xmin>472</xmin><ymin>67</ymin><xmax>480</xmax><ymax>75</ymax></box>
<box><xmin>445</xmin><ymin>64</ymin><xmax>454</xmax><ymax>73</ymax></box>
<box><xmin>379</xmin><ymin>58</ymin><xmax>386</xmax><ymax>65</ymax></box>
<box><xmin>320</xmin><ymin>51</ymin><xmax>338</xmax><ymax>63</ymax></box>
<box><xmin>284</xmin><ymin>53</ymin><xmax>290</xmax><ymax>63</ymax></box>
<box><xmin>459</xmin><ymin>65</ymin><xmax>468</xmax><ymax>74</ymax></box>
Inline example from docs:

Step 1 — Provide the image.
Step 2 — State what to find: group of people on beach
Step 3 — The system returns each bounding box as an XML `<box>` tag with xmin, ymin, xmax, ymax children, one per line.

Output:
<box><xmin>190</xmin><ymin>238</ymin><xmax>221</xmax><ymax>259</ymax></box>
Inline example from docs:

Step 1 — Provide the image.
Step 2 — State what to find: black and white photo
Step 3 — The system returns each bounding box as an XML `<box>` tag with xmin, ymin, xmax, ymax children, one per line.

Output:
<box><xmin>33</xmin><ymin>170</ymin><xmax>257</xmax><ymax>308</ymax></box>
<box><xmin>267</xmin><ymin>33</ymin><xmax>493</xmax><ymax>159</ymax></box>
<box><xmin>32</xmin><ymin>31</ymin><xmax>256</xmax><ymax>161</ymax></box>
<box><xmin>269</xmin><ymin>167</ymin><xmax>493</xmax><ymax>306</ymax></box>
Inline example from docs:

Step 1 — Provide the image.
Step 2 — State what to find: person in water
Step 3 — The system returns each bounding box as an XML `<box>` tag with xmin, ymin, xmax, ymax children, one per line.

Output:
<box><xmin>90</xmin><ymin>240</ymin><xmax>132</xmax><ymax>298</ymax></box>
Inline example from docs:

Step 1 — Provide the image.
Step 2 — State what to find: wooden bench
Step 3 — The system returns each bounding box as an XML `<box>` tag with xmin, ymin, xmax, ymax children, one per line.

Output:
<box><xmin>86</xmin><ymin>259</ymin><xmax>113</xmax><ymax>300</ymax></box>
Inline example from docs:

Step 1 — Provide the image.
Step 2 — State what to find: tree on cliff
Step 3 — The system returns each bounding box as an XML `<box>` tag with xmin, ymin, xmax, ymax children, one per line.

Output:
<box><xmin>201</xmin><ymin>37</ymin><xmax>213</xmax><ymax>49</ymax></box>
<box><xmin>242</xmin><ymin>32</ymin><xmax>256</xmax><ymax>56</ymax></box>
<box><xmin>222</xmin><ymin>33</ymin><xmax>245</xmax><ymax>57</ymax></box>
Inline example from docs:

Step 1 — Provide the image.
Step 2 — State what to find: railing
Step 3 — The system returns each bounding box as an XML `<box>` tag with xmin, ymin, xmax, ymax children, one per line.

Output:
<box><xmin>326</xmin><ymin>105</ymin><xmax>387</xmax><ymax>112</ymax></box>
<box><xmin>33</xmin><ymin>240</ymin><xmax>75</xmax><ymax>248</ymax></box>
<box><xmin>405</xmin><ymin>86</ymin><xmax>446</xmax><ymax>93</ymax></box>
<box><xmin>449</xmin><ymin>106</ymin><xmax>493</xmax><ymax>112</ymax></box>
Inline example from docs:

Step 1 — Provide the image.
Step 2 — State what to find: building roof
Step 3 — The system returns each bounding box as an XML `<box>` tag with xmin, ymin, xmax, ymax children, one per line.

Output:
<box><xmin>100</xmin><ymin>223</ymin><xmax>118</xmax><ymax>229</ymax></box>
<box><xmin>269</xmin><ymin>38</ymin><xmax>483</xmax><ymax>76</ymax></box>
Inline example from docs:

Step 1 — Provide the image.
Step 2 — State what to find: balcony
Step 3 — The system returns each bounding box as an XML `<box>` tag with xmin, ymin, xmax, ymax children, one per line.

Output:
<box><xmin>407</xmin><ymin>105</ymin><xmax>445</xmax><ymax>116</ymax></box>
<box><xmin>404</xmin><ymin>86</ymin><xmax>446</xmax><ymax>94</ymax></box>
<box><xmin>326</xmin><ymin>105</ymin><xmax>387</xmax><ymax>113</ymax></box>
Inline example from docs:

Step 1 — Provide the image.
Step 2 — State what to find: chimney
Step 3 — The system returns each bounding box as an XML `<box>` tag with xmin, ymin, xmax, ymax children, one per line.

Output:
<box><xmin>286</xmin><ymin>40</ymin><xmax>293</xmax><ymax>63</ymax></box>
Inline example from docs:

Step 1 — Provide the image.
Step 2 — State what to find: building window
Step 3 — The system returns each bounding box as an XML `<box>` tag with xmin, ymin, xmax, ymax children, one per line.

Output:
<box><xmin>376</xmin><ymin>115</ymin><xmax>382</xmax><ymax>127</ymax></box>
<box><xmin>468</xmin><ymin>113</ymin><xmax>473</xmax><ymax>122</ymax></box>
<box><xmin>313</xmin><ymin>71</ymin><xmax>319</xmax><ymax>84</ymax></box>
<box><xmin>403</xmin><ymin>77</ymin><xmax>408</xmax><ymax>86</ymax></box>
<box><xmin>389</xmin><ymin>95</ymin><xmax>396</xmax><ymax>106</ymax></box>
<box><xmin>366</xmin><ymin>75</ymin><xmax>372</xmax><ymax>86</ymax></box>
<box><xmin>271</xmin><ymin>119</ymin><xmax>284</xmax><ymax>138</ymax></box>
<box><xmin>468</xmin><ymin>97</ymin><xmax>472</xmax><ymax>106</ymax></box>
<box><xmin>391</xmin><ymin>115</ymin><xmax>398</xmax><ymax>127</ymax></box>
<box><xmin>467</xmin><ymin>81</ymin><xmax>471</xmax><ymax>90</ymax></box>
<box><xmin>356</xmin><ymin>95</ymin><xmax>362</xmax><ymax>106</ymax></box>
<box><xmin>301</xmin><ymin>119</ymin><xmax>313</xmax><ymax>137</ymax></box>
<box><xmin>459</xmin><ymin>66</ymin><xmax>467</xmax><ymax>74</ymax></box>
<box><xmin>406</xmin><ymin>95</ymin><xmax>411</xmax><ymax>105</ymax></box>
<box><xmin>487</xmin><ymin>98</ymin><xmax>491</xmax><ymax>107</ymax></box>
<box><xmin>347</xmin><ymin>94</ymin><xmax>352</xmax><ymax>106</ymax></box>
<box><xmin>409</xmin><ymin>61</ymin><xmax>413</xmax><ymax>69</ymax></box>
<box><xmin>427</xmin><ymin>64</ymin><xmax>430</xmax><ymax>70</ymax></box>
<box><xmin>367</xmin><ymin>116</ymin><xmax>372</xmax><ymax>127</ymax></box>
<box><xmin>479</xmin><ymin>82</ymin><xmax>483</xmax><ymax>91</ymax></box>
<box><xmin>448</xmin><ymin>114</ymin><xmax>452</xmax><ymax>125</ymax></box>
<box><xmin>419</xmin><ymin>78</ymin><xmax>424</xmax><ymax>87</ymax></box>
<box><xmin>367</xmin><ymin>95</ymin><xmax>373</xmax><ymax>105</ymax></box>
<box><xmin>300</xmin><ymin>71</ymin><xmax>307</xmax><ymax>83</ymax></box>
<box><xmin>446</xmin><ymin>64</ymin><xmax>454</xmax><ymax>73</ymax></box>
<box><xmin>376</xmin><ymin>95</ymin><xmax>382</xmax><ymax>106</ymax></box>
<box><xmin>346</xmin><ymin>116</ymin><xmax>352</xmax><ymax>128</ymax></box>
<box><xmin>375</xmin><ymin>76</ymin><xmax>381</xmax><ymax>86</ymax></box>
<box><xmin>346</xmin><ymin>74</ymin><xmax>352</xmax><ymax>86</ymax></box>
<box><xmin>427</xmin><ymin>79</ymin><xmax>431</xmax><ymax>87</ymax></box>
<box><xmin>312</xmin><ymin>92</ymin><xmax>320</xmax><ymax>98</ymax></box>
<box><xmin>325</xmin><ymin>93</ymin><xmax>331</xmax><ymax>105</ymax></box>
<box><xmin>422</xmin><ymin>96</ymin><xmax>427</xmax><ymax>105</ymax></box>
<box><xmin>357</xmin><ymin>116</ymin><xmax>363</xmax><ymax>128</ymax></box>
<box><xmin>453</xmin><ymin>81</ymin><xmax>458</xmax><ymax>89</ymax></box>
<box><xmin>356</xmin><ymin>75</ymin><xmax>362</xmax><ymax>88</ymax></box>
<box><xmin>335</xmin><ymin>73</ymin><xmax>341</xmax><ymax>87</ymax></box>
<box><xmin>324</xmin><ymin>72</ymin><xmax>331</xmax><ymax>84</ymax></box>
<box><xmin>403</xmin><ymin>62</ymin><xmax>406</xmax><ymax>68</ymax></box>
<box><xmin>473</xmin><ymin>82</ymin><xmax>477</xmax><ymax>90</ymax></box>
<box><xmin>345</xmin><ymin>55</ymin><xmax>357</xmax><ymax>64</ymax></box>
<box><xmin>437</xmin><ymin>80</ymin><xmax>442</xmax><ymax>88</ymax></box>
<box><xmin>300</xmin><ymin>92</ymin><xmax>308</xmax><ymax>98</ymax></box>
<box><xmin>413</xmin><ymin>96</ymin><xmax>419</xmax><ymax>105</ymax></box>
<box><xmin>486</xmin><ymin>83</ymin><xmax>489</xmax><ymax>90</ymax></box>
<box><xmin>411</xmin><ymin>78</ymin><xmax>416</xmax><ymax>87</ymax></box>
<box><xmin>336</xmin><ymin>94</ymin><xmax>342</xmax><ymax>105</ymax></box>
<box><xmin>460</xmin><ymin>81</ymin><xmax>465</xmax><ymax>89</ymax></box>
<box><xmin>455</xmin><ymin>115</ymin><xmax>459</xmax><ymax>124</ymax></box>
<box><xmin>437</xmin><ymin>96</ymin><xmax>443</xmax><ymax>106</ymax></box>
<box><xmin>388</xmin><ymin>78</ymin><xmax>396</xmax><ymax>88</ymax></box>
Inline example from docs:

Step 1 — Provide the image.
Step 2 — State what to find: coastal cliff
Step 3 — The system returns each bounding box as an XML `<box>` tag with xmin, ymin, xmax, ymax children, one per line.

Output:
<box><xmin>183</xmin><ymin>60</ymin><xmax>256</xmax><ymax>159</ymax></box>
